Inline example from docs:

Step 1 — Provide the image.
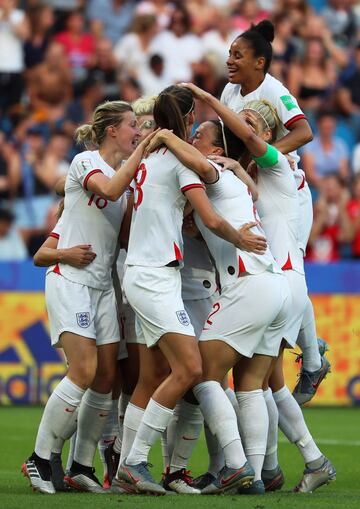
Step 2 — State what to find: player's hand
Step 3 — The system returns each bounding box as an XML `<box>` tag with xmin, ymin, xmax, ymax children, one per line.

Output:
<box><xmin>180</xmin><ymin>82</ymin><xmax>209</xmax><ymax>101</ymax></box>
<box><xmin>208</xmin><ymin>154</ymin><xmax>239</xmax><ymax>172</ymax></box>
<box><xmin>143</xmin><ymin>129</ymin><xmax>172</xmax><ymax>158</ymax></box>
<box><xmin>137</xmin><ymin>127</ymin><xmax>161</xmax><ymax>153</ymax></box>
<box><xmin>237</xmin><ymin>222</ymin><xmax>267</xmax><ymax>254</ymax></box>
<box><xmin>61</xmin><ymin>245</ymin><xmax>96</xmax><ymax>267</ymax></box>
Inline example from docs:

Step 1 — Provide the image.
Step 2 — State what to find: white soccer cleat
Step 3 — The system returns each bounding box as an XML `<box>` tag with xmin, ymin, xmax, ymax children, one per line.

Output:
<box><xmin>22</xmin><ymin>453</ymin><xmax>55</xmax><ymax>494</ymax></box>
<box><xmin>64</xmin><ymin>465</ymin><xmax>105</xmax><ymax>493</ymax></box>
<box><xmin>162</xmin><ymin>468</ymin><xmax>200</xmax><ymax>494</ymax></box>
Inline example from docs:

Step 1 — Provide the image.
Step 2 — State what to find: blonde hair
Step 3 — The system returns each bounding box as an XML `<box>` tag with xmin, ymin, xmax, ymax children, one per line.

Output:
<box><xmin>75</xmin><ymin>100</ymin><xmax>133</xmax><ymax>148</ymax></box>
<box><xmin>132</xmin><ymin>95</ymin><xmax>157</xmax><ymax>117</ymax></box>
<box><xmin>243</xmin><ymin>99</ymin><xmax>281</xmax><ymax>142</ymax></box>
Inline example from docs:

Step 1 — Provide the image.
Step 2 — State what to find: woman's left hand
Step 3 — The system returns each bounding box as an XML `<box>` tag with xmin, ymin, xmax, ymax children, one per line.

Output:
<box><xmin>208</xmin><ymin>154</ymin><xmax>239</xmax><ymax>172</ymax></box>
<box><xmin>143</xmin><ymin>128</ymin><xmax>172</xmax><ymax>158</ymax></box>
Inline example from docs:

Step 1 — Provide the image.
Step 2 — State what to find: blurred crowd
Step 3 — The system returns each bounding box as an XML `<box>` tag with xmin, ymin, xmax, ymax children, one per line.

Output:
<box><xmin>1</xmin><ymin>0</ymin><xmax>360</xmax><ymax>263</ymax></box>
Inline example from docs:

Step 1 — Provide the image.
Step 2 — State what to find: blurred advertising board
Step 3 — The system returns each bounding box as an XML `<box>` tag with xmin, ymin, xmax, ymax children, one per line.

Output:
<box><xmin>0</xmin><ymin>261</ymin><xmax>359</xmax><ymax>405</ymax></box>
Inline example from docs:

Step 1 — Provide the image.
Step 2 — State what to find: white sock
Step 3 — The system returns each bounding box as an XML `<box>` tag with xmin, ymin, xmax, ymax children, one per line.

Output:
<box><xmin>98</xmin><ymin>399</ymin><xmax>119</xmax><ymax>473</ymax></box>
<box><xmin>119</xmin><ymin>403</ymin><xmax>144</xmax><ymax>465</ymax></box>
<box><xmin>194</xmin><ymin>381</ymin><xmax>246</xmax><ymax>469</ymax></box>
<box><xmin>126</xmin><ymin>399</ymin><xmax>174</xmax><ymax>465</ymax></box>
<box><xmin>113</xmin><ymin>393</ymin><xmax>131</xmax><ymax>454</ymax></box>
<box><xmin>165</xmin><ymin>403</ymin><xmax>180</xmax><ymax>465</ymax></box>
<box><xmin>66</xmin><ymin>432</ymin><xmax>77</xmax><ymax>473</ymax></box>
<box><xmin>170</xmin><ymin>400</ymin><xmax>203</xmax><ymax>472</ymax></box>
<box><xmin>74</xmin><ymin>389</ymin><xmax>112</xmax><ymax>467</ymax></box>
<box><xmin>263</xmin><ymin>388</ymin><xmax>279</xmax><ymax>471</ymax></box>
<box><xmin>297</xmin><ymin>297</ymin><xmax>321</xmax><ymax>372</ymax></box>
<box><xmin>204</xmin><ymin>423</ymin><xmax>225</xmax><ymax>476</ymax></box>
<box><xmin>236</xmin><ymin>390</ymin><xmax>268</xmax><ymax>481</ymax></box>
<box><xmin>52</xmin><ymin>437</ymin><xmax>65</xmax><ymax>455</ymax></box>
<box><xmin>160</xmin><ymin>430</ymin><xmax>170</xmax><ymax>470</ymax></box>
<box><xmin>35</xmin><ymin>377</ymin><xmax>84</xmax><ymax>460</ymax></box>
<box><xmin>225</xmin><ymin>387</ymin><xmax>241</xmax><ymax>428</ymax></box>
<box><xmin>273</xmin><ymin>385</ymin><xmax>322</xmax><ymax>464</ymax></box>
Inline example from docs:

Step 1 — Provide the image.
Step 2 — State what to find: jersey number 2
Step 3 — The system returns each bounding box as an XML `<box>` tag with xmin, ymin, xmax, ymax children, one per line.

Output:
<box><xmin>134</xmin><ymin>163</ymin><xmax>147</xmax><ymax>210</ymax></box>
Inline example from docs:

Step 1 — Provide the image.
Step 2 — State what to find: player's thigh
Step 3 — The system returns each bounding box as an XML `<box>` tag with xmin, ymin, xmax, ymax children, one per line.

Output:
<box><xmin>158</xmin><ymin>332</ymin><xmax>202</xmax><ymax>380</ymax></box>
<box><xmin>91</xmin><ymin>342</ymin><xmax>119</xmax><ymax>393</ymax></box>
<box><xmin>199</xmin><ymin>339</ymin><xmax>240</xmax><ymax>383</ymax></box>
<box><xmin>268</xmin><ymin>345</ymin><xmax>286</xmax><ymax>392</ymax></box>
<box><xmin>234</xmin><ymin>354</ymin><xmax>273</xmax><ymax>391</ymax></box>
<box><xmin>61</xmin><ymin>331</ymin><xmax>98</xmax><ymax>389</ymax></box>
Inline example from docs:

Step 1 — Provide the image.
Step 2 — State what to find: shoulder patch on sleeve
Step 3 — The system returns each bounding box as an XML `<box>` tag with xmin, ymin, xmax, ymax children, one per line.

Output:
<box><xmin>280</xmin><ymin>95</ymin><xmax>298</xmax><ymax>111</ymax></box>
<box><xmin>80</xmin><ymin>159</ymin><xmax>93</xmax><ymax>171</ymax></box>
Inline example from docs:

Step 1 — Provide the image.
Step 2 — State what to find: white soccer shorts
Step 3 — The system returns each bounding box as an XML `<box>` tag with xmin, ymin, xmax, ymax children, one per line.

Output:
<box><xmin>123</xmin><ymin>265</ymin><xmax>195</xmax><ymax>348</ymax></box>
<box><xmin>282</xmin><ymin>269</ymin><xmax>308</xmax><ymax>348</ymax></box>
<box><xmin>45</xmin><ymin>272</ymin><xmax>120</xmax><ymax>347</ymax></box>
<box><xmin>200</xmin><ymin>271</ymin><xmax>290</xmax><ymax>358</ymax></box>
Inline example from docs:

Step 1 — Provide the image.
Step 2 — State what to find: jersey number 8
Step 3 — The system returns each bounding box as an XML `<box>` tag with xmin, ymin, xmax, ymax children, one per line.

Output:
<box><xmin>134</xmin><ymin>162</ymin><xmax>147</xmax><ymax>210</ymax></box>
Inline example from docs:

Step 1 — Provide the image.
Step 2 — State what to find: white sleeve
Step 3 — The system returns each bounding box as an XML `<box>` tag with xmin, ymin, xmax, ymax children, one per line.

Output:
<box><xmin>49</xmin><ymin>216</ymin><xmax>63</xmax><ymax>239</ymax></box>
<box><xmin>176</xmin><ymin>163</ymin><xmax>205</xmax><ymax>194</ymax></box>
<box><xmin>267</xmin><ymin>80</ymin><xmax>306</xmax><ymax>129</ymax></box>
<box><xmin>71</xmin><ymin>156</ymin><xmax>104</xmax><ymax>191</ymax></box>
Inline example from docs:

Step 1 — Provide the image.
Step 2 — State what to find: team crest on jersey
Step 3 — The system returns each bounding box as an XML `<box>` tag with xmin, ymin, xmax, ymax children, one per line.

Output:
<box><xmin>176</xmin><ymin>310</ymin><xmax>190</xmax><ymax>326</ymax></box>
<box><xmin>76</xmin><ymin>312</ymin><xmax>90</xmax><ymax>328</ymax></box>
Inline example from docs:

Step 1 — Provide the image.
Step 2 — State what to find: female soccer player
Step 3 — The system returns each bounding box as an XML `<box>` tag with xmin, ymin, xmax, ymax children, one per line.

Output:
<box><xmin>116</xmin><ymin>85</ymin><xmax>267</xmax><ymax>495</ymax></box>
<box><xmin>183</xmin><ymin>83</ymin><xmax>336</xmax><ymax>493</ymax></box>
<box><xmin>22</xmin><ymin>100</ymin><xmax>157</xmax><ymax>495</ymax></box>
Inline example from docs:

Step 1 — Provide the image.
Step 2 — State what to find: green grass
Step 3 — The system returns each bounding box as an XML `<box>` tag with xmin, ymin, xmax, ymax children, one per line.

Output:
<box><xmin>0</xmin><ymin>407</ymin><xmax>359</xmax><ymax>509</ymax></box>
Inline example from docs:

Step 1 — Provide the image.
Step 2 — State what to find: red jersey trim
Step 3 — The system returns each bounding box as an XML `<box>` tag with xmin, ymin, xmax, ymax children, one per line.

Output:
<box><xmin>49</xmin><ymin>232</ymin><xmax>60</xmax><ymax>239</ymax></box>
<box><xmin>284</xmin><ymin>114</ymin><xmax>306</xmax><ymax>129</ymax></box>
<box><xmin>84</xmin><ymin>169</ymin><xmax>103</xmax><ymax>190</ymax></box>
<box><xmin>238</xmin><ymin>255</ymin><xmax>246</xmax><ymax>275</ymax></box>
<box><xmin>181</xmin><ymin>183</ymin><xmax>205</xmax><ymax>194</ymax></box>
<box><xmin>297</xmin><ymin>174</ymin><xmax>306</xmax><ymax>190</ymax></box>
<box><xmin>282</xmin><ymin>253</ymin><xmax>293</xmax><ymax>271</ymax></box>
<box><xmin>53</xmin><ymin>263</ymin><xmax>61</xmax><ymax>275</ymax></box>
<box><xmin>173</xmin><ymin>242</ymin><xmax>183</xmax><ymax>261</ymax></box>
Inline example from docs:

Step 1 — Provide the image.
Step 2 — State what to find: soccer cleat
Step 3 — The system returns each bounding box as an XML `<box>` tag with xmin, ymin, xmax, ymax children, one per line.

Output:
<box><xmin>201</xmin><ymin>461</ymin><xmax>254</xmax><ymax>495</ymax></box>
<box><xmin>294</xmin><ymin>457</ymin><xmax>336</xmax><ymax>493</ymax></box>
<box><xmin>104</xmin><ymin>443</ymin><xmax>120</xmax><ymax>487</ymax></box>
<box><xmin>162</xmin><ymin>467</ymin><xmax>200</xmax><ymax>494</ymax></box>
<box><xmin>103</xmin><ymin>472</ymin><xmax>111</xmax><ymax>490</ymax></box>
<box><xmin>117</xmin><ymin>460</ymin><xmax>166</xmax><ymax>495</ymax></box>
<box><xmin>293</xmin><ymin>339</ymin><xmax>331</xmax><ymax>406</ymax></box>
<box><xmin>192</xmin><ymin>471</ymin><xmax>217</xmax><ymax>490</ymax></box>
<box><xmin>110</xmin><ymin>477</ymin><xmax>137</xmax><ymax>494</ymax></box>
<box><xmin>49</xmin><ymin>452</ymin><xmax>68</xmax><ymax>492</ymax></box>
<box><xmin>64</xmin><ymin>461</ymin><xmax>105</xmax><ymax>493</ymax></box>
<box><xmin>21</xmin><ymin>452</ymin><xmax>55</xmax><ymax>494</ymax></box>
<box><xmin>262</xmin><ymin>465</ymin><xmax>285</xmax><ymax>492</ymax></box>
<box><xmin>238</xmin><ymin>479</ymin><xmax>265</xmax><ymax>495</ymax></box>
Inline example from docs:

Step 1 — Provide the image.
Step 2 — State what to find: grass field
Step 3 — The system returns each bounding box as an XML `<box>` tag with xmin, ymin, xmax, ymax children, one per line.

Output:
<box><xmin>0</xmin><ymin>406</ymin><xmax>359</xmax><ymax>509</ymax></box>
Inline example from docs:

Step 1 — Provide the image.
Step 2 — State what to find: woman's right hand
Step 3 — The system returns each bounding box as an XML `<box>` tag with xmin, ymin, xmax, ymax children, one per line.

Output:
<box><xmin>61</xmin><ymin>245</ymin><xmax>97</xmax><ymax>267</ymax></box>
<box><xmin>237</xmin><ymin>222</ymin><xmax>267</xmax><ymax>254</ymax></box>
<box><xmin>137</xmin><ymin>127</ymin><xmax>162</xmax><ymax>154</ymax></box>
<box><xmin>143</xmin><ymin>129</ymin><xmax>173</xmax><ymax>158</ymax></box>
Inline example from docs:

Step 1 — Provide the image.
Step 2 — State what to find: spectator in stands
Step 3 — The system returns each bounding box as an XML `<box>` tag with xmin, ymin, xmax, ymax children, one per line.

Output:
<box><xmin>270</xmin><ymin>13</ymin><xmax>297</xmax><ymax>82</ymax></box>
<box><xmin>321</xmin><ymin>0</ymin><xmax>357</xmax><ymax>46</ymax></box>
<box><xmin>14</xmin><ymin>126</ymin><xmax>55</xmax><ymax>233</ymax></box>
<box><xmin>37</xmin><ymin>130</ymin><xmax>71</xmax><ymax>189</ymax></box>
<box><xmin>288</xmin><ymin>38</ymin><xmax>336</xmax><ymax>121</ymax></box>
<box><xmin>301</xmin><ymin>110</ymin><xmax>350</xmax><ymax>188</ymax></box>
<box><xmin>347</xmin><ymin>174</ymin><xmax>360</xmax><ymax>258</ymax></box>
<box><xmin>186</xmin><ymin>0</ymin><xmax>219</xmax><ymax>35</ymax></box>
<box><xmin>0</xmin><ymin>207</ymin><xmax>27</xmax><ymax>260</ymax></box>
<box><xmin>307</xmin><ymin>173</ymin><xmax>353</xmax><ymax>262</ymax></box>
<box><xmin>138</xmin><ymin>53</ymin><xmax>170</xmax><ymax>95</ymax></box>
<box><xmin>87</xmin><ymin>37</ymin><xmax>119</xmax><ymax>100</ymax></box>
<box><xmin>24</xmin><ymin>4</ymin><xmax>54</xmax><ymax>70</ymax></box>
<box><xmin>232</xmin><ymin>0</ymin><xmax>268</xmax><ymax>32</ymax></box>
<box><xmin>337</xmin><ymin>42</ymin><xmax>360</xmax><ymax>142</ymax></box>
<box><xmin>27</xmin><ymin>41</ymin><xmax>72</xmax><ymax>124</ymax></box>
<box><xmin>114</xmin><ymin>13</ymin><xmax>158</xmax><ymax>80</ymax></box>
<box><xmin>0</xmin><ymin>0</ymin><xmax>30</xmax><ymax>114</ymax></box>
<box><xmin>55</xmin><ymin>8</ymin><xmax>95</xmax><ymax>83</ymax></box>
<box><xmin>87</xmin><ymin>0</ymin><xmax>135</xmax><ymax>45</ymax></box>
<box><xmin>135</xmin><ymin>1</ymin><xmax>173</xmax><ymax>30</ymax></box>
<box><xmin>150</xmin><ymin>4</ymin><xmax>204</xmax><ymax>83</ymax></box>
<box><xmin>0</xmin><ymin>130</ymin><xmax>20</xmax><ymax>204</ymax></box>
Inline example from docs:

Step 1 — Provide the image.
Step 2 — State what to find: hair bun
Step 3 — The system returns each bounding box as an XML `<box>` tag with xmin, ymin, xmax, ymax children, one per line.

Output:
<box><xmin>253</xmin><ymin>20</ymin><xmax>274</xmax><ymax>43</ymax></box>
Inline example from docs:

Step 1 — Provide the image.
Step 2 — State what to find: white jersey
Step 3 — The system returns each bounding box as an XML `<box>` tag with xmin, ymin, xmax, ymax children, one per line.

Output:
<box><xmin>254</xmin><ymin>144</ymin><xmax>304</xmax><ymax>275</ymax></box>
<box><xmin>194</xmin><ymin>169</ymin><xmax>280</xmax><ymax>289</ymax></box>
<box><xmin>181</xmin><ymin>235</ymin><xmax>217</xmax><ymax>301</ymax></box>
<box><xmin>53</xmin><ymin>150</ymin><xmax>127</xmax><ymax>290</ymax></box>
<box><xmin>220</xmin><ymin>73</ymin><xmax>306</xmax><ymax>164</ymax></box>
<box><xmin>126</xmin><ymin>147</ymin><xmax>204</xmax><ymax>267</ymax></box>
<box><xmin>294</xmin><ymin>168</ymin><xmax>313</xmax><ymax>255</ymax></box>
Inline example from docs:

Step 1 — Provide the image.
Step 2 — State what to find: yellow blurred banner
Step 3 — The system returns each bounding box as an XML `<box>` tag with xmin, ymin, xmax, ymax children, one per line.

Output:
<box><xmin>0</xmin><ymin>293</ymin><xmax>359</xmax><ymax>405</ymax></box>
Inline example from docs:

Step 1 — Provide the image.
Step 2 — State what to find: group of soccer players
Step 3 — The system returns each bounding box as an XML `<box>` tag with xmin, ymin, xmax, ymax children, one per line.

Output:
<box><xmin>22</xmin><ymin>20</ymin><xmax>335</xmax><ymax>496</ymax></box>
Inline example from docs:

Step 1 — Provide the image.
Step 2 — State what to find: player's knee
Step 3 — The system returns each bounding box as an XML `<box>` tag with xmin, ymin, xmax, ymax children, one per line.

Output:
<box><xmin>69</xmin><ymin>364</ymin><xmax>96</xmax><ymax>389</ymax></box>
<box><xmin>174</xmin><ymin>360</ymin><xmax>203</xmax><ymax>389</ymax></box>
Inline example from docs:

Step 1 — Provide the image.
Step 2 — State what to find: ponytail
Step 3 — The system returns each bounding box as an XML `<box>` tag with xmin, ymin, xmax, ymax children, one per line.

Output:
<box><xmin>154</xmin><ymin>86</ymin><xmax>194</xmax><ymax>141</ymax></box>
